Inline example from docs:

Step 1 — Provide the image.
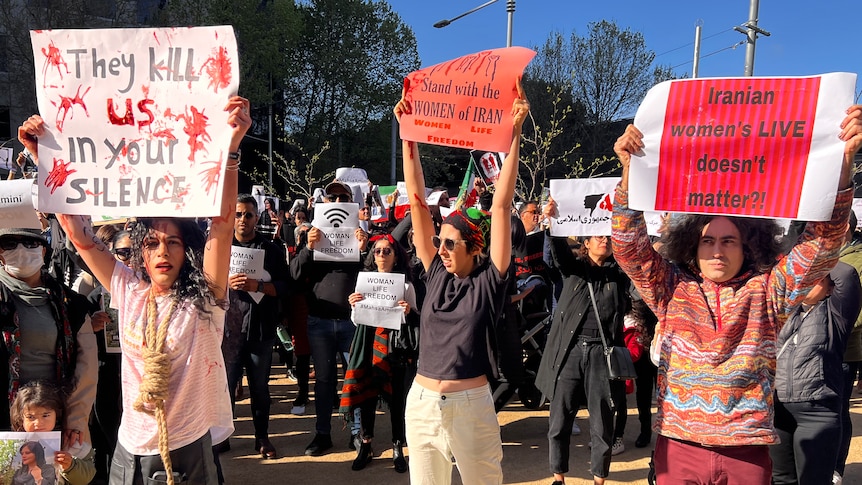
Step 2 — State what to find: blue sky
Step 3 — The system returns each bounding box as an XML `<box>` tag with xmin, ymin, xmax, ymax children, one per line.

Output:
<box><xmin>387</xmin><ymin>0</ymin><xmax>861</xmax><ymax>98</ymax></box>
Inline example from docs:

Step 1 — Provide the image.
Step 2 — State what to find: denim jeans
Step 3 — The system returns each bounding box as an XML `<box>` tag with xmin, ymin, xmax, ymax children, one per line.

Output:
<box><xmin>225</xmin><ymin>337</ymin><xmax>275</xmax><ymax>440</ymax></box>
<box><xmin>307</xmin><ymin>316</ymin><xmax>356</xmax><ymax>434</ymax></box>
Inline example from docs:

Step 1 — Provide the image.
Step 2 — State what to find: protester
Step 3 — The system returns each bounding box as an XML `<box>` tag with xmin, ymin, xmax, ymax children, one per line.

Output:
<box><xmin>837</xmin><ymin>211</ymin><xmax>862</xmax><ymax>482</ymax></box>
<box><xmin>535</xmin><ymin>226</ymin><xmax>632</xmax><ymax>485</ymax></box>
<box><xmin>11</xmin><ymin>380</ymin><xmax>96</xmax><ymax>484</ymax></box>
<box><xmin>610</xmin><ymin>104</ymin><xmax>862</xmax><ymax>483</ymax></box>
<box><xmin>341</xmin><ymin>234</ymin><xmax>418</xmax><ymax>472</ymax></box>
<box><xmin>20</xmin><ymin>95</ymin><xmax>251</xmax><ymax>484</ymax></box>
<box><xmin>394</xmin><ymin>78</ymin><xmax>529</xmax><ymax>484</ymax></box>
<box><xmin>770</xmin><ymin>262</ymin><xmax>862</xmax><ymax>484</ymax></box>
<box><xmin>0</xmin><ymin>226</ymin><xmax>97</xmax><ymax>450</ymax></box>
<box><xmin>291</xmin><ymin>180</ymin><xmax>369</xmax><ymax>456</ymax></box>
<box><xmin>219</xmin><ymin>194</ymin><xmax>290</xmax><ymax>459</ymax></box>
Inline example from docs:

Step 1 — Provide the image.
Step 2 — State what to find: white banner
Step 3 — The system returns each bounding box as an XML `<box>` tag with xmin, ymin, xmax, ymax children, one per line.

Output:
<box><xmin>30</xmin><ymin>26</ymin><xmax>239</xmax><ymax>217</ymax></box>
<box><xmin>549</xmin><ymin>178</ymin><xmax>619</xmax><ymax>237</ymax></box>
<box><xmin>312</xmin><ymin>202</ymin><xmax>360</xmax><ymax>262</ymax></box>
<box><xmin>0</xmin><ymin>179</ymin><xmax>41</xmax><ymax>229</ymax></box>
<box><xmin>353</xmin><ymin>272</ymin><xmax>405</xmax><ymax>330</ymax></box>
<box><xmin>229</xmin><ymin>245</ymin><xmax>268</xmax><ymax>304</ymax></box>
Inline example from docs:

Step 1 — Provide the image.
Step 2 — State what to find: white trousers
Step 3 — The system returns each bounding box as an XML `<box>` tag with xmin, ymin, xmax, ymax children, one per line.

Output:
<box><xmin>405</xmin><ymin>381</ymin><xmax>503</xmax><ymax>485</ymax></box>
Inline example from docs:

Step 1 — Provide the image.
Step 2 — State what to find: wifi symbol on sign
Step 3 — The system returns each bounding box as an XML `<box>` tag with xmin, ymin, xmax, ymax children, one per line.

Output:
<box><xmin>324</xmin><ymin>207</ymin><xmax>350</xmax><ymax>227</ymax></box>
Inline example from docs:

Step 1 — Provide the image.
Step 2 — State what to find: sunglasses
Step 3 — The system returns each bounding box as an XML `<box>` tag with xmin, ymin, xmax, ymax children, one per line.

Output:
<box><xmin>325</xmin><ymin>194</ymin><xmax>350</xmax><ymax>203</ymax></box>
<box><xmin>235</xmin><ymin>211</ymin><xmax>256</xmax><ymax>220</ymax></box>
<box><xmin>373</xmin><ymin>247</ymin><xmax>392</xmax><ymax>256</ymax></box>
<box><xmin>0</xmin><ymin>239</ymin><xmax>43</xmax><ymax>251</ymax></box>
<box><xmin>431</xmin><ymin>235</ymin><xmax>467</xmax><ymax>251</ymax></box>
<box><xmin>113</xmin><ymin>247</ymin><xmax>132</xmax><ymax>261</ymax></box>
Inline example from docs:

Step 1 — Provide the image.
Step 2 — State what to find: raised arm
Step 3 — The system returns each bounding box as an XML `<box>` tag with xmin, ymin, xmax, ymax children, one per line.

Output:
<box><xmin>489</xmin><ymin>78</ymin><xmax>530</xmax><ymax>276</ymax></box>
<box><xmin>18</xmin><ymin>115</ymin><xmax>117</xmax><ymax>288</ymax></box>
<box><xmin>205</xmin><ymin>96</ymin><xmax>251</xmax><ymax>301</ymax></box>
<box><xmin>395</xmin><ymin>83</ymin><xmax>436</xmax><ymax>271</ymax></box>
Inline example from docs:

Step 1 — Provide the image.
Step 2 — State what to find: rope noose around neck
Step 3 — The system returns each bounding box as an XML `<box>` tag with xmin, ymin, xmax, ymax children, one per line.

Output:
<box><xmin>133</xmin><ymin>291</ymin><xmax>178</xmax><ymax>485</ymax></box>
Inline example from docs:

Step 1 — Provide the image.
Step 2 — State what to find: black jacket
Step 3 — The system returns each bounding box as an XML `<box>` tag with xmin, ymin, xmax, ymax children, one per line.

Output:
<box><xmin>775</xmin><ymin>261</ymin><xmax>862</xmax><ymax>403</ymax></box>
<box><xmin>535</xmin><ymin>235</ymin><xmax>631</xmax><ymax>400</ymax></box>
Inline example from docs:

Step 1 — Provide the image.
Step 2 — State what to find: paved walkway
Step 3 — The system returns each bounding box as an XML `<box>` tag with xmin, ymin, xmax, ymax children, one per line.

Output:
<box><xmin>220</xmin><ymin>367</ymin><xmax>862</xmax><ymax>485</ymax></box>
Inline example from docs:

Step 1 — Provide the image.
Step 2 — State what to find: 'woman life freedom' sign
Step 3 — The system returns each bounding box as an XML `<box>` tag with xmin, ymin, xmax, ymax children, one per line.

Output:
<box><xmin>629</xmin><ymin>72</ymin><xmax>856</xmax><ymax>221</ymax></box>
<box><xmin>30</xmin><ymin>26</ymin><xmax>239</xmax><ymax>217</ymax></box>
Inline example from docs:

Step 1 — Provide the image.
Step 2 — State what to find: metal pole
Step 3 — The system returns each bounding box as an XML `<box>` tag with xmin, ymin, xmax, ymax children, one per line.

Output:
<box><xmin>743</xmin><ymin>0</ymin><xmax>760</xmax><ymax>76</ymax></box>
<box><xmin>433</xmin><ymin>0</ymin><xmax>499</xmax><ymax>28</ymax></box>
<box><xmin>506</xmin><ymin>0</ymin><xmax>515</xmax><ymax>47</ymax></box>
<box><xmin>391</xmin><ymin>116</ymin><xmax>397</xmax><ymax>185</ymax></box>
<box><xmin>267</xmin><ymin>74</ymin><xmax>273</xmax><ymax>188</ymax></box>
<box><xmin>692</xmin><ymin>21</ymin><xmax>703</xmax><ymax>78</ymax></box>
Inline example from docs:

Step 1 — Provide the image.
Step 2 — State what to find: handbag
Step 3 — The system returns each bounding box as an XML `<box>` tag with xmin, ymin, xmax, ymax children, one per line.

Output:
<box><xmin>587</xmin><ymin>281</ymin><xmax>638</xmax><ymax>381</ymax></box>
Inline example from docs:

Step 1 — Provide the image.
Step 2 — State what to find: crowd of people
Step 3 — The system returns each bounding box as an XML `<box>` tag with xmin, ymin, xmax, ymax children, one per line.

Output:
<box><xmin>2</xmin><ymin>79</ymin><xmax>862</xmax><ymax>485</ymax></box>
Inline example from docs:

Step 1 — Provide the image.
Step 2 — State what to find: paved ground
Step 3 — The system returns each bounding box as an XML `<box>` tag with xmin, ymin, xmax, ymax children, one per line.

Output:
<box><xmin>219</xmin><ymin>364</ymin><xmax>862</xmax><ymax>485</ymax></box>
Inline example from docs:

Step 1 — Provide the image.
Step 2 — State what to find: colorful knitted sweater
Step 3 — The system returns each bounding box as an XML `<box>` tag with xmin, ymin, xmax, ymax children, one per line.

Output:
<box><xmin>611</xmin><ymin>186</ymin><xmax>852</xmax><ymax>446</ymax></box>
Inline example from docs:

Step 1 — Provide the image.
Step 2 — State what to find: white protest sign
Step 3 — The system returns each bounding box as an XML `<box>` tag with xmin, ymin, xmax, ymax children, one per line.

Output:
<box><xmin>0</xmin><ymin>179</ymin><xmax>41</xmax><ymax>229</ymax></box>
<box><xmin>230</xmin><ymin>245</ymin><xmax>267</xmax><ymax>304</ymax></box>
<box><xmin>312</xmin><ymin>202</ymin><xmax>360</xmax><ymax>262</ymax></box>
<box><xmin>0</xmin><ymin>147</ymin><xmax>12</xmax><ymax>172</ymax></box>
<box><xmin>549</xmin><ymin>178</ymin><xmax>619</xmax><ymax>237</ymax></box>
<box><xmin>30</xmin><ymin>26</ymin><xmax>239</xmax><ymax>217</ymax></box>
<box><xmin>353</xmin><ymin>272</ymin><xmax>405</xmax><ymax>330</ymax></box>
<box><xmin>630</xmin><ymin>73</ymin><xmax>855</xmax><ymax>220</ymax></box>
<box><xmin>853</xmin><ymin>198</ymin><xmax>862</xmax><ymax>230</ymax></box>
<box><xmin>644</xmin><ymin>211</ymin><xmax>666</xmax><ymax>237</ymax></box>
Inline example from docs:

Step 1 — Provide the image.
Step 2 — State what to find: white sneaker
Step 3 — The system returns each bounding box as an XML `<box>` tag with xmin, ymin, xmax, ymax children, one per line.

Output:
<box><xmin>833</xmin><ymin>471</ymin><xmax>842</xmax><ymax>485</ymax></box>
<box><xmin>611</xmin><ymin>437</ymin><xmax>625</xmax><ymax>456</ymax></box>
<box><xmin>290</xmin><ymin>404</ymin><xmax>306</xmax><ymax>415</ymax></box>
<box><xmin>571</xmin><ymin>422</ymin><xmax>581</xmax><ymax>435</ymax></box>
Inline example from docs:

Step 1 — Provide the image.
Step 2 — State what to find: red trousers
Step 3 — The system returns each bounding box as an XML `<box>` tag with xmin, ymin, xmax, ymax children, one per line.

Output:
<box><xmin>654</xmin><ymin>435</ymin><xmax>772</xmax><ymax>485</ymax></box>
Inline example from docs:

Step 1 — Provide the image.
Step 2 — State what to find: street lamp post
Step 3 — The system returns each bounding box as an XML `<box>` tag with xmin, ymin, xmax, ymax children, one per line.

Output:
<box><xmin>433</xmin><ymin>0</ymin><xmax>516</xmax><ymax>48</ymax></box>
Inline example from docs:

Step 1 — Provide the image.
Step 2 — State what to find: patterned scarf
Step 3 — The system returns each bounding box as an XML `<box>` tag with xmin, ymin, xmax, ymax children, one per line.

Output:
<box><xmin>442</xmin><ymin>208</ymin><xmax>491</xmax><ymax>251</ymax></box>
<box><xmin>339</xmin><ymin>325</ymin><xmax>392</xmax><ymax>418</ymax></box>
<box><xmin>0</xmin><ymin>270</ymin><xmax>76</xmax><ymax>403</ymax></box>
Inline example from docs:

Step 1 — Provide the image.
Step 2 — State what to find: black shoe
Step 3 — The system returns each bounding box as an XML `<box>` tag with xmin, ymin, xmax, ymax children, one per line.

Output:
<box><xmin>551</xmin><ymin>481</ymin><xmax>564</xmax><ymax>485</ymax></box>
<box><xmin>351</xmin><ymin>441</ymin><xmax>373</xmax><ymax>471</ymax></box>
<box><xmin>635</xmin><ymin>430</ymin><xmax>652</xmax><ymax>448</ymax></box>
<box><xmin>213</xmin><ymin>439</ymin><xmax>230</xmax><ymax>454</ymax></box>
<box><xmin>349</xmin><ymin>432</ymin><xmax>360</xmax><ymax>451</ymax></box>
<box><xmin>392</xmin><ymin>441</ymin><xmax>407</xmax><ymax>473</ymax></box>
<box><xmin>304</xmin><ymin>433</ymin><xmax>333</xmax><ymax>456</ymax></box>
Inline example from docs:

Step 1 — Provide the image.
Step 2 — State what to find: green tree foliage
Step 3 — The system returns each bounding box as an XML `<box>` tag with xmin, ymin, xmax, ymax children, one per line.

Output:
<box><xmin>284</xmin><ymin>0</ymin><xmax>420</xmax><ymax>160</ymax></box>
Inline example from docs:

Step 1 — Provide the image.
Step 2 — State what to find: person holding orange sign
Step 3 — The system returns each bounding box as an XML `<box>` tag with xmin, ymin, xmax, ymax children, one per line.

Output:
<box><xmin>394</xmin><ymin>78</ymin><xmax>529</xmax><ymax>485</ymax></box>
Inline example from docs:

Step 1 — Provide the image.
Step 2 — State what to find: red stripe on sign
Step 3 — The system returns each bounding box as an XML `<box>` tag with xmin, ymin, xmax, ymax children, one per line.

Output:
<box><xmin>657</xmin><ymin>77</ymin><xmax>820</xmax><ymax>217</ymax></box>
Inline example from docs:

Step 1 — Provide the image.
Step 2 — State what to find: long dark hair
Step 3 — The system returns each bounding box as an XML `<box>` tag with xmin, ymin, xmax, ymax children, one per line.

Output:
<box><xmin>128</xmin><ymin>218</ymin><xmax>223</xmax><ymax>317</ymax></box>
<box><xmin>19</xmin><ymin>441</ymin><xmax>47</xmax><ymax>466</ymax></box>
<box><xmin>661</xmin><ymin>214</ymin><xmax>782</xmax><ymax>276</ymax></box>
<box><xmin>364</xmin><ymin>234</ymin><xmax>412</xmax><ymax>283</ymax></box>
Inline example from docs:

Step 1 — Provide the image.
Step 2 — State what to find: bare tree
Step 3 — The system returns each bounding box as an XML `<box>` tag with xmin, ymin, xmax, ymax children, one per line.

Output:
<box><xmin>246</xmin><ymin>139</ymin><xmax>335</xmax><ymax>201</ymax></box>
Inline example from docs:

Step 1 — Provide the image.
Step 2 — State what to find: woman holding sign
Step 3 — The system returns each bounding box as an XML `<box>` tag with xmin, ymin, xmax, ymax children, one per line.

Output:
<box><xmin>610</xmin><ymin>104</ymin><xmax>862</xmax><ymax>484</ymax></box>
<box><xmin>341</xmin><ymin>234</ymin><xmax>418</xmax><ymax>473</ymax></box>
<box><xmin>393</xmin><ymin>78</ymin><xmax>529</xmax><ymax>484</ymax></box>
<box><xmin>18</xmin><ymin>95</ymin><xmax>251</xmax><ymax>485</ymax></box>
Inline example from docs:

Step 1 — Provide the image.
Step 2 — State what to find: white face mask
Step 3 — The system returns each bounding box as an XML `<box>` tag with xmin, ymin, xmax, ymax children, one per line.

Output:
<box><xmin>2</xmin><ymin>246</ymin><xmax>45</xmax><ymax>279</ymax></box>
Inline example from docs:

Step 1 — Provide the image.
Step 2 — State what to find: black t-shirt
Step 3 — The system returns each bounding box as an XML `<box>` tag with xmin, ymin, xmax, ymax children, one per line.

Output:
<box><xmin>418</xmin><ymin>256</ymin><xmax>508</xmax><ymax>380</ymax></box>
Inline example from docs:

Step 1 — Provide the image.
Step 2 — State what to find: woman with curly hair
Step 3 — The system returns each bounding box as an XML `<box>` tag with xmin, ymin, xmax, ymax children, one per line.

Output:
<box><xmin>341</xmin><ymin>234</ymin><xmax>419</xmax><ymax>473</ymax></box>
<box><xmin>18</xmin><ymin>95</ymin><xmax>251</xmax><ymax>485</ymax></box>
<box><xmin>610</xmin><ymin>103</ymin><xmax>862</xmax><ymax>484</ymax></box>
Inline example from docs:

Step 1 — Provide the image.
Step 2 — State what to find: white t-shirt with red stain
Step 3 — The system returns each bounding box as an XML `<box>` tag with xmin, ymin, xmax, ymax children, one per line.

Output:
<box><xmin>110</xmin><ymin>261</ymin><xmax>233</xmax><ymax>455</ymax></box>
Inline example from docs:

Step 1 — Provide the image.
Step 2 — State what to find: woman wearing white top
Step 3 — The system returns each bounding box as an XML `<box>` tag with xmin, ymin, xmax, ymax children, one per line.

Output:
<box><xmin>17</xmin><ymin>96</ymin><xmax>251</xmax><ymax>485</ymax></box>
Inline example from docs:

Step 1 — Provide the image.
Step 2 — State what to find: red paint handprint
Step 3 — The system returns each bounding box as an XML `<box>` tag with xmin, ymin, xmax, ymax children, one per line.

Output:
<box><xmin>46</xmin><ymin>157</ymin><xmax>77</xmax><ymax>194</ymax></box>
<box><xmin>41</xmin><ymin>40</ymin><xmax>70</xmax><ymax>87</ymax></box>
<box><xmin>53</xmin><ymin>86</ymin><xmax>91</xmax><ymax>133</ymax></box>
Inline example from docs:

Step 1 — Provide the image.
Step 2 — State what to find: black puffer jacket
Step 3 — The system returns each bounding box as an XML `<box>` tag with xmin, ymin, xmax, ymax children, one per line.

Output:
<box><xmin>775</xmin><ymin>261</ymin><xmax>862</xmax><ymax>403</ymax></box>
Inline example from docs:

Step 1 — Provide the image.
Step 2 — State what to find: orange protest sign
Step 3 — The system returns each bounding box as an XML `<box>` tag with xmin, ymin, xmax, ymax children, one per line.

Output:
<box><xmin>399</xmin><ymin>47</ymin><xmax>536</xmax><ymax>152</ymax></box>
